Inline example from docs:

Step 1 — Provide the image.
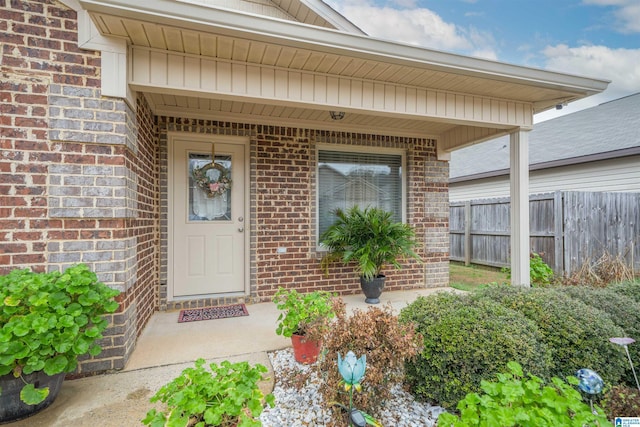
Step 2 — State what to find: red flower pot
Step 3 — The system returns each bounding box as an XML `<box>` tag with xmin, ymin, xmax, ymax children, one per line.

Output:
<box><xmin>291</xmin><ymin>334</ymin><xmax>321</xmax><ymax>364</ymax></box>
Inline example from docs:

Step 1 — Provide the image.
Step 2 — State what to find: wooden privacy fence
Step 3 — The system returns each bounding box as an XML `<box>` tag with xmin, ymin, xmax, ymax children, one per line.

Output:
<box><xmin>450</xmin><ymin>191</ymin><xmax>640</xmax><ymax>276</ymax></box>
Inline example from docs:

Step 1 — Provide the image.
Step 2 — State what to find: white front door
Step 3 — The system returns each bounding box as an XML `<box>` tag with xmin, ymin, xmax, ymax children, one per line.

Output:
<box><xmin>169</xmin><ymin>135</ymin><xmax>247</xmax><ymax>299</ymax></box>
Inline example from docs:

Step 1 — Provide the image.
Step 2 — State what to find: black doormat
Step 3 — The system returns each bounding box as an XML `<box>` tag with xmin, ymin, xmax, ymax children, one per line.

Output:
<box><xmin>177</xmin><ymin>303</ymin><xmax>249</xmax><ymax>323</ymax></box>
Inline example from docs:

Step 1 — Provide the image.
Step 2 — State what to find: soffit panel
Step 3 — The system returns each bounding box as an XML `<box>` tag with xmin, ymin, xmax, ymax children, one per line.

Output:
<box><xmin>144</xmin><ymin>92</ymin><xmax>457</xmax><ymax>137</ymax></box>
<box><xmin>91</xmin><ymin>13</ymin><xmax>575</xmax><ymax>107</ymax></box>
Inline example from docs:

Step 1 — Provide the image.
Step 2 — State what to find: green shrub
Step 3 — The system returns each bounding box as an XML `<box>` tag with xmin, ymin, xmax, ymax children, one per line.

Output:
<box><xmin>142</xmin><ymin>358</ymin><xmax>274</xmax><ymax>427</ymax></box>
<box><xmin>559</xmin><ymin>285</ymin><xmax>640</xmax><ymax>387</ymax></box>
<box><xmin>474</xmin><ymin>285</ymin><xmax>627</xmax><ymax>386</ymax></box>
<box><xmin>400</xmin><ymin>292</ymin><xmax>551</xmax><ymax>409</ymax></box>
<box><xmin>529</xmin><ymin>252</ymin><xmax>554</xmax><ymax>286</ymax></box>
<box><xmin>602</xmin><ymin>385</ymin><xmax>640</xmax><ymax>419</ymax></box>
<box><xmin>502</xmin><ymin>252</ymin><xmax>555</xmax><ymax>287</ymax></box>
<box><xmin>609</xmin><ymin>280</ymin><xmax>640</xmax><ymax>304</ymax></box>
<box><xmin>437</xmin><ymin>361</ymin><xmax>612</xmax><ymax>427</ymax></box>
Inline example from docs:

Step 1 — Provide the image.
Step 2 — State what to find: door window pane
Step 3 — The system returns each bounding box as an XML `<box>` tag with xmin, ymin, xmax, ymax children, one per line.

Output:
<box><xmin>318</xmin><ymin>150</ymin><xmax>403</xmax><ymax>237</ymax></box>
<box><xmin>188</xmin><ymin>153</ymin><xmax>232</xmax><ymax>221</ymax></box>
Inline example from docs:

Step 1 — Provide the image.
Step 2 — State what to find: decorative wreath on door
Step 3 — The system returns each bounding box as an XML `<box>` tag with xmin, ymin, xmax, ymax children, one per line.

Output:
<box><xmin>192</xmin><ymin>162</ymin><xmax>232</xmax><ymax>198</ymax></box>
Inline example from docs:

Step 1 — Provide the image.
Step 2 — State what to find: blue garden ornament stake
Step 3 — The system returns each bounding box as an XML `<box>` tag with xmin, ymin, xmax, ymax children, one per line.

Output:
<box><xmin>576</xmin><ymin>368</ymin><xmax>604</xmax><ymax>415</ymax></box>
<box><xmin>610</xmin><ymin>337</ymin><xmax>640</xmax><ymax>391</ymax></box>
<box><xmin>335</xmin><ymin>351</ymin><xmax>382</xmax><ymax>427</ymax></box>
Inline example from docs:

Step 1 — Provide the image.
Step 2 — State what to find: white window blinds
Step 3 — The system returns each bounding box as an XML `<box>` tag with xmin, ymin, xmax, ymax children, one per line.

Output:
<box><xmin>318</xmin><ymin>150</ymin><xmax>403</xmax><ymax>237</ymax></box>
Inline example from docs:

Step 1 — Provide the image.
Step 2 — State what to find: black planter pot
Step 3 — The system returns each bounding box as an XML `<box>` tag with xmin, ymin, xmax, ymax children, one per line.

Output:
<box><xmin>0</xmin><ymin>371</ymin><xmax>66</xmax><ymax>423</ymax></box>
<box><xmin>360</xmin><ymin>275</ymin><xmax>386</xmax><ymax>304</ymax></box>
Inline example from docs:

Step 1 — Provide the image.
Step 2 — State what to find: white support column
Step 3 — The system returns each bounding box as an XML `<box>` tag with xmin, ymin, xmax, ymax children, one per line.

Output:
<box><xmin>510</xmin><ymin>130</ymin><xmax>531</xmax><ymax>286</ymax></box>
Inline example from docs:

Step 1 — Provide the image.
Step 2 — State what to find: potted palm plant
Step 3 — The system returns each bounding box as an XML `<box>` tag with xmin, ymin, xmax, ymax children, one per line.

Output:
<box><xmin>320</xmin><ymin>206</ymin><xmax>422</xmax><ymax>304</ymax></box>
<box><xmin>0</xmin><ymin>264</ymin><xmax>120</xmax><ymax>422</ymax></box>
<box><xmin>273</xmin><ymin>287</ymin><xmax>336</xmax><ymax>364</ymax></box>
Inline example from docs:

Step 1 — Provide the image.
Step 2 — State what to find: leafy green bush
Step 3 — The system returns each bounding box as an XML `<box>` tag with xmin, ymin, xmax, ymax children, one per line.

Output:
<box><xmin>559</xmin><ymin>285</ymin><xmax>640</xmax><ymax>387</ymax></box>
<box><xmin>0</xmin><ymin>264</ymin><xmax>120</xmax><ymax>404</ymax></box>
<box><xmin>474</xmin><ymin>285</ymin><xmax>627</xmax><ymax>386</ymax></box>
<box><xmin>437</xmin><ymin>361</ymin><xmax>612</xmax><ymax>427</ymax></box>
<box><xmin>529</xmin><ymin>252</ymin><xmax>554</xmax><ymax>286</ymax></box>
<box><xmin>400</xmin><ymin>292</ymin><xmax>551</xmax><ymax>409</ymax></box>
<box><xmin>502</xmin><ymin>252</ymin><xmax>554</xmax><ymax>287</ymax></box>
<box><xmin>609</xmin><ymin>280</ymin><xmax>640</xmax><ymax>304</ymax></box>
<box><xmin>602</xmin><ymin>385</ymin><xmax>640</xmax><ymax>419</ymax></box>
<box><xmin>143</xmin><ymin>358</ymin><xmax>274</xmax><ymax>427</ymax></box>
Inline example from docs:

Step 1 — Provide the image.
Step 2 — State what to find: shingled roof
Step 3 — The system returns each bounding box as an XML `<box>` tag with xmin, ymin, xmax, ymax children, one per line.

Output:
<box><xmin>450</xmin><ymin>92</ymin><xmax>640</xmax><ymax>181</ymax></box>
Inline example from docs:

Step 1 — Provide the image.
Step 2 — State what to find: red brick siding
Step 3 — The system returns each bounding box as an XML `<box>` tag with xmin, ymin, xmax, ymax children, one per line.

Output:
<box><xmin>1</xmin><ymin>1</ymin><xmax>160</xmax><ymax>373</ymax></box>
<box><xmin>158</xmin><ymin>119</ymin><xmax>449</xmax><ymax>307</ymax></box>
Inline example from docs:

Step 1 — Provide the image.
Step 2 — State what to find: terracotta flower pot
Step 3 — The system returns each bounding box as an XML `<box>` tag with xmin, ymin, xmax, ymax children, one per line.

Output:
<box><xmin>291</xmin><ymin>334</ymin><xmax>321</xmax><ymax>364</ymax></box>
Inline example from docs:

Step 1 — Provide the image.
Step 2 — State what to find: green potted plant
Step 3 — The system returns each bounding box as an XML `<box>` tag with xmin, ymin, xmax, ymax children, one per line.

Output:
<box><xmin>0</xmin><ymin>264</ymin><xmax>120</xmax><ymax>422</ymax></box>
<box><xmin>320</xmin><ymin>206</ymin><xmax>422</xmax><ymax>304</ymax></box>
<box><xmin>143</xmin><ymin>358</ymin><xmax>275</xmax><ymax>427</ymax></box>
<box><xmin>273</xmin><ymin>287</ymin><xmax>336</xmax><ymax>364</ymax></box>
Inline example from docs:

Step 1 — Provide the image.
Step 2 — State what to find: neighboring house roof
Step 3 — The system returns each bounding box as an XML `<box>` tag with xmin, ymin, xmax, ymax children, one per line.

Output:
<box><xmin>450</xmin><ymin>93</ymin><xmax>640</xmax><ymax>181</ymax></box>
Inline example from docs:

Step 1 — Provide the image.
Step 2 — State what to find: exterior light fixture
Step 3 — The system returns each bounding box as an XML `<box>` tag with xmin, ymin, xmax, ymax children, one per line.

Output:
<box><xmin>329</xmin><ymin>111</ymin><xmax>345</xmax><ymax>120</ymax></box>
<box><xmin>610</xmin><ymin>337</ymin><xmax>640</xmax><ymax>391</ymax></box>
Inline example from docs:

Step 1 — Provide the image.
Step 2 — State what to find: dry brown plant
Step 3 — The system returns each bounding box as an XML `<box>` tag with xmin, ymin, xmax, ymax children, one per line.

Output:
<box><xmin>315</xmin><ymin>299</ymin><xmax>423</xmax><ymax>416</ymax></box>
<box><xmin>561</xmin><ymin>250</ymin><xmax>635</xmax><ymax>287</ymax></box>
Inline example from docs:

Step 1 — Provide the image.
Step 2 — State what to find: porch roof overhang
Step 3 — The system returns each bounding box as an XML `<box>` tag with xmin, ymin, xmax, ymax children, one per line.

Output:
<box><xmin>75</xmin><ymin>0</ymin><xmax>609</xmax><ymax>154</ymax></box>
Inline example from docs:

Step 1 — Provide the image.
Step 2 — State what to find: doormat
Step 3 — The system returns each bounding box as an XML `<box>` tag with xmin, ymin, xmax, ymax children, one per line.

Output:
<box><xmin>178</xmin><ymin>304</ymin><xmax>249</xmax><ymax>323</ymax></box>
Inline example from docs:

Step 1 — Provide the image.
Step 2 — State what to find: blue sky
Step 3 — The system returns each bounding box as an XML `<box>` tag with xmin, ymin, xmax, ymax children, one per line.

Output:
<box><xmin>324</xmin><ymin>0</ymin><xmax>640</xmax><ymax>121</ymax></box>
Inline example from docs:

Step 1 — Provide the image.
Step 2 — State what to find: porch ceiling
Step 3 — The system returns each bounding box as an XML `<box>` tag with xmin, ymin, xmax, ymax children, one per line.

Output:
<box><xmin>144</xmin><ymin>92</ymin><xmax>454</xmax><ymax>137</ymax></box>
<box><xmin>78</xmin><ymin>0</ymin><xmax>609</xmax><ymax>148</ymax></box>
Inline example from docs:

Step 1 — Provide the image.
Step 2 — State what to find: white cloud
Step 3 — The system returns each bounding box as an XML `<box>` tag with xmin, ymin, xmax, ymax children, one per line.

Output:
<box><xmin>340</xmin><ymin>5</ymin><xmax>471</xmax><ymax>51</ymax></box>
<box><xmin>582</xmin><ymin>0</ymin><xmax>640</xmax><ymax>33</ymax></box>
<box><xmin>325</xmin><ymin>1</ymin><xmax>497</xmax><ymax>58</ymax></box>
<box><xmin>543</xmin><ymin>44</ymin><xmax>640</xmax><ymax>93</ymax></box>
<box><xmin>535</xmin><ymin>44</ymin><xmax>640</xmax><ymax>122</ymax></box>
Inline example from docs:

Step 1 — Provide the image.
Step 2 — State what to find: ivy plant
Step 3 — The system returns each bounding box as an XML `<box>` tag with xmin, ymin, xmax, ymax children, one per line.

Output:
<box><xmin>142</xmin><ymin>358</ymin><xmax>275</xmax><ymax>427</ymax></box>
<box><xmin>0</xmin><ymin>264</ymin><xmax>120</xmax><ymax>404</ymax></box>
<box><xmin>437</xmin><ymin>361</ymin><xmax>612</xmax><ymax>427</ymax></box>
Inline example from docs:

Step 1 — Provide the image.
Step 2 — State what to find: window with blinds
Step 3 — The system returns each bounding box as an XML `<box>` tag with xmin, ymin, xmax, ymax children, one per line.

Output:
<box><xmin>318</xmin><ymin>149</ymin><xmax>404</xmax><ymax>239</ymax></box>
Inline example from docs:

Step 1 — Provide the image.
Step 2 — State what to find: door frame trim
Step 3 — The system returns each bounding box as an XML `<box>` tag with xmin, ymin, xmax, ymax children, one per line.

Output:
<box><xmin>167</xmin><ymin>132</ymin><xmax>251</xmax><ymax>301</ymax></box>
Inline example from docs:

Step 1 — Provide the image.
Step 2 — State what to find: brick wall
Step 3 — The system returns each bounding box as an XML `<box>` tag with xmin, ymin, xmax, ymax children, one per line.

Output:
<box><xmin>1</xmin><ymin>0</ymin><xmax>449</xmax><ymax>375</ymax></box>
<box><xmin>158</xmin><ymin>118</ymin><xmax>449</xmax><ymax>308</ymax></box>
<box><xmin>1</xmin><ymin>1</ymin><xmax>159</xmax><ymax>373</ymax></box>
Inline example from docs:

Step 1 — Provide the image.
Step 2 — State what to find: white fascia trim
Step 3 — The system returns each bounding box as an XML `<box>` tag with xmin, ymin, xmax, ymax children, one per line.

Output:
<box><xmin>61</xmin><ymin>0</ymin><xmax>133</xmax><ymax>105</ymax></box>
<box><xmin>77</xmin><ymin>0</ymin><xmax>609</xmax><ymax>98</ymax></box>
<box><xmin>299</xmin><ymin>0</ymin><xmax>366</xmax><ymax>35</ymax></box>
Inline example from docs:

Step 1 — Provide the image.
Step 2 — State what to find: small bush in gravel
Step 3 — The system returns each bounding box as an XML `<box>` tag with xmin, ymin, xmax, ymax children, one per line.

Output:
<box><xmin>474</xmin><ymin>285</ymin><xmax>627</xmax><ymax>386</ymax></box>
<box><xmin>602</xmin><ymin>385</ymin><xmax>640</xmax><ymax>419</ymax></box>
<box><xmin>609</xmin><ymin>280</ymin><xmax>640</xmax><ymax>304</ymax></box>
<box><xmin>316</xmin><ymin>300</ymin><xmax>423</xmax><ymax>415</ymax></box>
<box><xmin>559</xmin><ymin>285</ymin><xmax>640</xmax><ymax>387</ymax></box>
<box><xmin>400</xmin><ymin>292</ymin><xmax>551</xmax><ymax>409</ymax></box>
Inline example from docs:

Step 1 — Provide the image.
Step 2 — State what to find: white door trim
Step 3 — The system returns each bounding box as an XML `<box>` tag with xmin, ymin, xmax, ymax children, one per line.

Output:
<box><xmin>167</xmin><ymin>132</ymin><xmax>250</xmax><ymax>301</ymax></box>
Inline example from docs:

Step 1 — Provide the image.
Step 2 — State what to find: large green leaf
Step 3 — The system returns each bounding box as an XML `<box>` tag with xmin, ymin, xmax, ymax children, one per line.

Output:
<box><xmin>43</xmin><ymin>354</ymin><xmax>68</xmax><ymax>375</ymax></box>
<box><xmin>20</xmin><ymin>383</ymin><xmax>49</xmax><ymax>405</ymax></box>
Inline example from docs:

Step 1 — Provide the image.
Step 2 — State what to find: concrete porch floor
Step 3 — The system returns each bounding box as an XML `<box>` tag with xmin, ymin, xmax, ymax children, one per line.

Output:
<box><xmin>8</xmin><ymin>287</ymin><xmax>451</xmax><ymax>427</ymax></box>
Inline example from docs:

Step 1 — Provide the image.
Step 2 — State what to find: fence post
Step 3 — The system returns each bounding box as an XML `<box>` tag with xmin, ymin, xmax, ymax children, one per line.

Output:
<box><xmin>553</xmin><ymin>191</ymin><xmax>564</xmax><ymax>275</ymax></box>
<box><xmin>464</xmin><ymin>200</ymin><xmax>471</xmax><ymax>266</ymax></box>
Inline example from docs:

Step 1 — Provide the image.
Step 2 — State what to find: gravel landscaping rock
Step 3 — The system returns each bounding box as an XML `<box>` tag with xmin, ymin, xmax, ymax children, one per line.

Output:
<box><xmin>260</xmin><ymin>349</ymin><xmax>445</xmax><ymax>427</ymax></box>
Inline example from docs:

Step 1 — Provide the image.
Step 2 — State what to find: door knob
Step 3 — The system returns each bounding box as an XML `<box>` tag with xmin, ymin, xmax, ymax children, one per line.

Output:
<box><xmin>238</xmin><ymin>227</ymin><xmax>244</xmax><ymax>232</ymax></box>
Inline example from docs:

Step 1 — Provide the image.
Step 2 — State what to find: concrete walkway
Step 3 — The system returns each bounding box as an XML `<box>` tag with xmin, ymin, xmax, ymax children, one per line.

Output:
<box><xmin>8</xmin><ymin>288</ymin><xmax>451</xmax><ymax>427</ymax></box>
